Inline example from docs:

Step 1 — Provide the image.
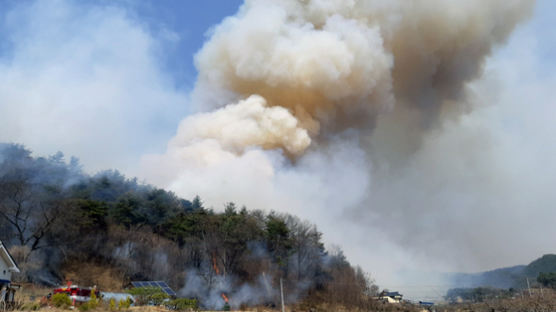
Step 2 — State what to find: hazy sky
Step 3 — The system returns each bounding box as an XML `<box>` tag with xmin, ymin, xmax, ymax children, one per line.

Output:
<box><xmin>0</xmin><ymin>0</ymin><xmax>243</xmax><ymax>172</ymax></box>
<box><xmin>1</xmin><ymin>0</ymin><xmax>555</xmax><ymax>294</ymax></box>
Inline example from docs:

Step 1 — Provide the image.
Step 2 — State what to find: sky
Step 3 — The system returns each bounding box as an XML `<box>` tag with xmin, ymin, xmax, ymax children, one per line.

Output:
<box><xmin>0</xmin><ymin>0</ymin><xmax>243</xmax><ymax>173</ymax></box>
<box><xmin>1</xmin><ymin>0</ymin><xmax>555</xmax><ymax>294</ymax></box>
<box><xmin>109</xmin><ymin>0</ymin><xmax>244</xmax><ymax>88</ymax></box>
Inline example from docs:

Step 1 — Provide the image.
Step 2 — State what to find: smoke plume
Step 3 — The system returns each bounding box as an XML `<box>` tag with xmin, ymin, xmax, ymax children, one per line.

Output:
<box><xmin>142</xmin><ymin>0</ymin><xmax>540</xmax><ymax>294</ymax></box>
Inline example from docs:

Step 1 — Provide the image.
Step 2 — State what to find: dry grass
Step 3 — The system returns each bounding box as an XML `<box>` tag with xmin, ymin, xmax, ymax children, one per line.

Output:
<box><xmin>11</xmin><ymin>306</ymin><xmax>279</xmax><ymax>312</ymax></box>
<box><xmin>60</xmin><ymin>262</ymin><xmax>126</xmax><ymax>292</ymax></box>
<box><xmin>10</xmin><ymin>288</ymin><xmax>556</xmax><ymax>312</ymax></box>
<box><xmin>14</xmin><ymin>283</ymin><xmax>51</xmax><ymax>300</ymax></box>
<box><xmin>436</xmin><ymin>289</ymin><xmax>556</xmax><ymax>312</ymax></box>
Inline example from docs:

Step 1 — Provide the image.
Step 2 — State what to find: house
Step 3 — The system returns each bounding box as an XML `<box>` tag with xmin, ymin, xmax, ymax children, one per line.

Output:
<box><xmin>378</xmin><ymin>291</ymin><xmax>403</xmax><ymax>303</ymax></box>
<box><xmin>0</xmin><ymin>240</ymin><xmax>20</xmax><ymax>307</ymax></box>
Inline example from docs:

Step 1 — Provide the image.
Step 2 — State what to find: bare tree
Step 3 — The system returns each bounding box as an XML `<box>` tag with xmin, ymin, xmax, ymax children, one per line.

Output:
<box><xmin>0</xmin><ymin>177</ymin><xmax>59</xmax><ymax>261</ymax></box>
<box><xmin>285</xmin><ymin>215</ymin><xmax>324</xmax><ymax>281</ymax></box>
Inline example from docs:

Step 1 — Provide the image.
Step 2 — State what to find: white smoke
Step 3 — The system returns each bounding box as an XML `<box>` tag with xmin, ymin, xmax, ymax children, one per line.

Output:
<box><xmin>141</xmin><ymin>0</ymin><xmax>548</xmax><ymax>295</ymax></box>
<box><xmin>171</xmin><ymin>95</ymin><xmax>310</xmax><ymax>156</ymax></box>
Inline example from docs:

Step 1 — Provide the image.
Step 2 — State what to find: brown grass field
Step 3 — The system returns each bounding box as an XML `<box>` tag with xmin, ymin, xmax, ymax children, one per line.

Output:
<box><xmin>8</xmin><ymin>284</ymin><xmax>556</xmax><ymax>312</ymax></box>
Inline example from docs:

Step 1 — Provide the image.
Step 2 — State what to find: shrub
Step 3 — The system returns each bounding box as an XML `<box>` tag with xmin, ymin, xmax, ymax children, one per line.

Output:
<box><xmin>118</xmin><ymin>297</ymin><xmax>131</xmax><ymax>310</ymax></box>
<box><xmin>51</xmin><ymin>293</ymin><xmax>72</xmax><ymax>308</ymax></box>
<box><xmin>88</xmin><ymin>289</ymin><xmax>99</xmax><ymax>309</ymax></box>
<box><xmin>78</xmin><ymin>302</ymin><xmax>90</xmax><ymax>311</ymax></box>
<box><xmin>109</xmin><ymin>298</ymin><xmax>116</xmax><ymax>311</ymax></box>
<box><xmin>150</xmin><ymin>292</ymin><xmax>170</xmax><ymax>305</ymax></box>
<box><xmin>538</xmin><ymin>272</ymin><xmax>556</xmax><ymax>289</ymax></box>
<box><xmin>127</xmin><ymin>286</ymin><xmax>167</xmax><ymax>305</ymax></box>
<box><xmin>22</xmin><ymin>302</ymin><xmax>41</xmax><ymax>311</ymax></box>
<box><xmin>166</xmin><ymin>298</ymin><xmax>198</xmax><ymax>311</ymax></box>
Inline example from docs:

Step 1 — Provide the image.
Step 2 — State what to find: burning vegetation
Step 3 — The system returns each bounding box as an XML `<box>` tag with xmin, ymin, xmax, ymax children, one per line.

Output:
<box><xmin>0</xmin><ymin>144</ymin><xmax>376</xmax><ymax>310</ymax></box>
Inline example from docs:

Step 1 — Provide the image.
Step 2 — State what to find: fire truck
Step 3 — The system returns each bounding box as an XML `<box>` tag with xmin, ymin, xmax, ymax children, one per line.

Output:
<box><xmin>52</xmin><ymin>283</ymin><xmax>100</xmax><ymax>305</ymax></box>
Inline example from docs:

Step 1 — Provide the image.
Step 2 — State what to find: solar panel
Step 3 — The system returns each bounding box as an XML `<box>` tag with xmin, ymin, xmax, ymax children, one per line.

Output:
<box><xmin>163</xmin><ymin>287</ymin><xmax>176</xmax><ymax>296</ymax></box>
<box><xmin>130</xmin><ymin>281</ymin><xmax>176</xmax><ymax>297</ymax></box>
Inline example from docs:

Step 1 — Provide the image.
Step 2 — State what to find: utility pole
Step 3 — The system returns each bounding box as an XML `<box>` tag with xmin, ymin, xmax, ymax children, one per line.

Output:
<box><xmin>280</xmin><ymin>278</ymin><xmax>286</xmax><ymax>312</ymax></box>
<box><xmin>527</xmin><ymin>278</ymin><xmax>532</xmax><ymax>297</ymax></box>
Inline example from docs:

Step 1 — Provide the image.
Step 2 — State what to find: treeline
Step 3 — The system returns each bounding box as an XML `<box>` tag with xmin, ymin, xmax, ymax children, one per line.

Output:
<box><xmin>450</xmin><ymin>254</ymin><xmax>556</xmax><ymax>299</ymax></box>
<box><xmin>446</xmin><ymin>255</ymin><xmax>556</xmax><ymax>306</ymax></box>
<box><xmin>0</xmin><ymin>143</ymin><xmax>377</xmax><ymax>309</ymax></box>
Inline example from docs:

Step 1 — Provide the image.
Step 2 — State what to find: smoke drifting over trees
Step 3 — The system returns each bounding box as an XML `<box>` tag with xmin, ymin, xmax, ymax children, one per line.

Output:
<box><xmin>0</xmin><ymin>144</ymin><xmax>374</xmax><ymax>309</ymax></box>
<box><xmin>139</xmin><ymin>0</ymin><xmax>551</xmax><ymax>290</ymax></box>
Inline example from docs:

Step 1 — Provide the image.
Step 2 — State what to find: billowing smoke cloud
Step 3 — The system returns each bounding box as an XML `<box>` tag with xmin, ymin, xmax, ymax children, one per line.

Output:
<box><xmin>171</xmin><ymin>95</ymin><xmax>310</xmax><ymax>156</ymax></box>
<box><xmin>191</xmin><ymin>0</ymin><xmax>532</xmax><ymax>142</ymax></box>
<box><xmin>142</xmin><ymin>0</ymin><xmax>543</xmax><ymax>296</ymax></box>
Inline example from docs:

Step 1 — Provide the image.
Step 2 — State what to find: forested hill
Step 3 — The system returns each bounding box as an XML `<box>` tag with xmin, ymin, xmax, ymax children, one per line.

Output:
<box><xmin>450</xmin><ymin>254</ymin><xmax>556</xmax><ymax>290</ymax></box>
<box><xmin>0</xmin><ymin>143</ymin><xmax>375</xmax><ymax>309</ymax></box>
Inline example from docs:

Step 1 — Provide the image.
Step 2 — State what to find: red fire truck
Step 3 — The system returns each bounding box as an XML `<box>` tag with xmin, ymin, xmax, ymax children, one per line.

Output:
<box><xmin>52</xmin><ymin>282</ymin><xmax>100</xmax><ymax>306</ymax></box>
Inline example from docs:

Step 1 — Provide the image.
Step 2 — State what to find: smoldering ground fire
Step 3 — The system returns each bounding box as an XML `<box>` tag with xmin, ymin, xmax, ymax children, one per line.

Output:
<box><xmin>140</xmin><ymin>0</ymin><xmax>540</xmax><ymax>295</ymax></box>
<box><xmin>221</xmin><ymin>293</ymin><xmax>229</xmax><ymax>303</ymax></box>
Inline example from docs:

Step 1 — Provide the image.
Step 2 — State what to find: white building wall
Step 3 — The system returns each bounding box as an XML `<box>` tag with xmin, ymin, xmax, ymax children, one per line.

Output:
<box><xmin>0</xmin><ymin>256</ymin><xmax>11</xmax><ymax>282</ymax></box>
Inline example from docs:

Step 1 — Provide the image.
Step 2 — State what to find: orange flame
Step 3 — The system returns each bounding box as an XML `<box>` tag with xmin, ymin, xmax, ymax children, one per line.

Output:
<box><xmin>212</xmin><ymin>255</ymin><xmax>220</xmax><ymax>275</ymax></box>
<box><xmin>221</xmin><ymin>293</ymin><xmax>229</xmax><ymax>303</ymax></box>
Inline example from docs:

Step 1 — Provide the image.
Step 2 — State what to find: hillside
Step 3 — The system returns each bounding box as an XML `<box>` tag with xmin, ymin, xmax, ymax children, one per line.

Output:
<box><xmin>0</xmin><ymin>143</ymin><xmax>376</xmax><ymax>310</ymax></box>
<box><xmin>523</xmin><ymin>254</ymin><xmax>556</xmax><ymax>278</ymax></box>
<box><xmin>450</xmin><ymin>254</ymin><xmax>556</xmax><ymax>290</ymax></box>
<box><xmin>451</xmin><ymin>265</ymin><xmax>527</xmax><ymax>289</ymax></box>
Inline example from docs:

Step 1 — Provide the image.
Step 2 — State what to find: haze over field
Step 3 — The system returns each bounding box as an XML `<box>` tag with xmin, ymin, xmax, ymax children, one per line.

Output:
<box><xmin>1</xmin><ymin>0</ymin><xmax>555</xmax><ymax>292</ymax></box>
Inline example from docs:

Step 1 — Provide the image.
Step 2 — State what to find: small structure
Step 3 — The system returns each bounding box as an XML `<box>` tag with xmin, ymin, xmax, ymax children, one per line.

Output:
<box><xmin>378</xmin><ymin>291</ymin><xmax>403</xmax><ymax>303</ymax></box>
<box><xmin>101</xmin><ymin>291</ymin><xmax>134</xmax><ymax>304</ymax></box>
<box><xmin>0</xmin><ymin>240</ymin><xmax>20</xmax><ymax>309</ymax></box>
<box><xmin>419</xmin><ymin>301</ymin><xmax>434</xmax><ymax>309</ymax></box>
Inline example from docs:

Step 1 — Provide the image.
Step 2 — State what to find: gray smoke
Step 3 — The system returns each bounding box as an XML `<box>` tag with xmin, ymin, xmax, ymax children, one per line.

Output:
<box><xmin>141</xmin><ymin>0</ymin><xmax>546</xmax><ymax>296</ymax></box>
<box><xmin>179</xmin><ymin>269</ymin><xmax>277</xmax><ymax>310</ymax></box>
